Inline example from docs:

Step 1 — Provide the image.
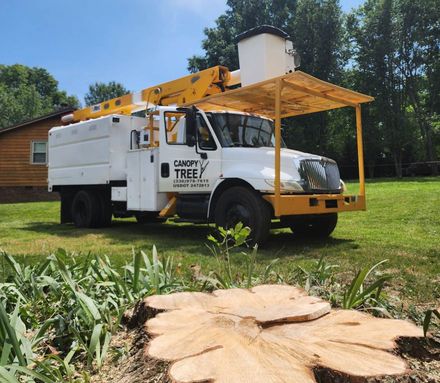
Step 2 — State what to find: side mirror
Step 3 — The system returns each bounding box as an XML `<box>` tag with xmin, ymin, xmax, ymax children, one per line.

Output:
<box><xmin>185</xmin><ymin>107</ymin><xmax>197</xmax><ymax>147</ymax></box>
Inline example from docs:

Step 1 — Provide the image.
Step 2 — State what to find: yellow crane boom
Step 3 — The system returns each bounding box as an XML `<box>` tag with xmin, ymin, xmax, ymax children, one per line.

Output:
<box><xmin>72</xmin><ymin>65</ymin><xmax>232</xmax><ymax>122</ymax></box>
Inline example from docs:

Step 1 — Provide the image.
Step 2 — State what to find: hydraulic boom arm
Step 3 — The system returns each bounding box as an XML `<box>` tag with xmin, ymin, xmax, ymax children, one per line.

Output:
<box><xmin>71</xmin><ymin>66</ymin><xmax>232</xmax><ymax>122</ymax></box>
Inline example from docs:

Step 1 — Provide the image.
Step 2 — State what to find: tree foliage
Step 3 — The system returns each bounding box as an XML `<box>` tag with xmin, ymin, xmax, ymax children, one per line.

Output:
<box><xmin>0</xmin><ymin>64</ymin><xmax>78</xmax><ymax>129</ymax></box>
<box><xmin>189</xmin><ymin>0</ymin><xmax>440</xmax><ymax>177</ymax></box>
<box><xmin>84</xmin><ymin>81</ymin><xmax>129</xmax><ymax>106</ymax></box>
<box><xmin>188</xmin><ymin>0</ymin><xmax>297</xmax><ymax>72</ymax></box>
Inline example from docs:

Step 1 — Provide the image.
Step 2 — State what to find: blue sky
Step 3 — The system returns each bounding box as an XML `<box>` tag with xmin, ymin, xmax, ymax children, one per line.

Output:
<box><xmin>0</xmin><ymin>0</ymin><xmax>363</xmax><ymax>105</ymax></box>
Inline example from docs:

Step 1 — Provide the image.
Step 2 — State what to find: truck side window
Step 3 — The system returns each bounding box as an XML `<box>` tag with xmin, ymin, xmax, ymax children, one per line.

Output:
<box><xmin>196</xmin><ymin>115</ymin><xmax>216</xmax><ymax>150</ymax></box>
<box><xmin>164</xmin><ymin>111</ymin><xmax>187</xmax><ymax>145</ymax></box>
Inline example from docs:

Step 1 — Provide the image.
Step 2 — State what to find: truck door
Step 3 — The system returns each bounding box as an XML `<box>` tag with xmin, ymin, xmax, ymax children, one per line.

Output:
<box><xmin>159</xmin><ymin>108</ymin><xmax>222</xmax><ymax>193</ymax></box>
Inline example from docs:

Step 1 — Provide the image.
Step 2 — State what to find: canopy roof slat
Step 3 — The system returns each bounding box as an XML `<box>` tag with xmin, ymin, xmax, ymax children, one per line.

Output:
<box><xmin>187</xmin><ymin>71</ymin><xmax>373</xmax><ymax>118</ymax></box>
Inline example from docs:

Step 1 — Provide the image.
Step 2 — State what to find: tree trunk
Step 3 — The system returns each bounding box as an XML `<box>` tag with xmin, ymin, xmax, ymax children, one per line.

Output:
<box><xmin>143</xmin><ymin>285</ymin><xmax>422</xmax><ymax>383</ymax></box>
<box><xmin>367</xmin><ymin>162</ymin><xmax>375</xmax><ymax>178</ymax></box>
<box><xmin>407</xmin><ymin>84</ymin><xmax>438</xmax><ymax>174</ymax></box>
<box><xmin>393</xmin><ymin>153</ymin><xmax>402</xmax><ymax>178</ymax></box>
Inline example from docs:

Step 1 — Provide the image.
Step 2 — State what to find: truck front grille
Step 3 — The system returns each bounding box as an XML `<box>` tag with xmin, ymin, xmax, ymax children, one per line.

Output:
<box><xmin>300</xmin><ymin>158</ymin><xmax>341</xmax><ymax>193</ymax></box>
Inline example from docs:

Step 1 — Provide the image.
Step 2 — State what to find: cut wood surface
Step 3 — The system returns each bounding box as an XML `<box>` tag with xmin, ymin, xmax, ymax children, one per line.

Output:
<box><xmin>145</xmin><ymin>285</ymin><xmax>423</xmax><ymax>383</ymax></box>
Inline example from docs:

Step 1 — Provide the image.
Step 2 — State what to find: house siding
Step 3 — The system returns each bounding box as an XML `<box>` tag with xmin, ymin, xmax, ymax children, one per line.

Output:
<box><xmin>0</xmin><ymin>116</ymin><xmax>60</xmax><ymax>187</ymax></box>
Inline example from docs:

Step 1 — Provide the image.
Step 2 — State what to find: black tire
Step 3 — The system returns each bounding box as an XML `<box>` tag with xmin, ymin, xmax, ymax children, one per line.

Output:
<box><xmin>135</xmin><ymin>211</ymin><xmax>165</xmax><ymax>224</ymax></box>
<box><xmin>286</xmin><ymin>213</ymin><xmax>338</xmax><ymax>238</ymax></box>
<box><xmin>71</xmin><ymin>190</ymin><xmax>101</xmax><ymax>228</ymax></box>
<box><xmin>60</xmin><ymin>191</ymin><xmax>74</xmax><ymax>224</ymax></box>
<box><xmin>97</xmin><ymin>191</ymin><xmax>112</xmax><ymax>227</ymax></box>
<box><xmin>214</xmin><ymin>186</ymin><xmax>271</xmax><ymax>246</ymax></box>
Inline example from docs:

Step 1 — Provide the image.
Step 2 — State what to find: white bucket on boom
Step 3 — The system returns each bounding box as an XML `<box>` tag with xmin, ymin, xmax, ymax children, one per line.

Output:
<box><xmin>236</xmin><ymin>25</ymin><xmax>300</xmax><ymax>87</ymax></box>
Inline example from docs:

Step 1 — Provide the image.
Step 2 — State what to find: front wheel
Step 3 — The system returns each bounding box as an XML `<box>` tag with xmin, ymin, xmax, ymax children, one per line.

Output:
<box><xmin>285</xmin><ymin>213</ymin><xmax>338</xmax><ymax>238</ymax></box>
<box><xmin>214</xmin><ymin>186</ymin><xmax>272</xmax><ymax>246</ymax></box>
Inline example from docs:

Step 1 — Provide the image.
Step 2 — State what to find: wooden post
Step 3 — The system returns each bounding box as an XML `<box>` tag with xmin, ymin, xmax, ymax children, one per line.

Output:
<box><xmin>274</xmin><ymin>78</ymin><xmax>282</xmax><ymax>216</ymax></box>
<box><xmin>355</xmin><ymin>104</ymin><xmax>365</xmax><ymax>197</ymax></box>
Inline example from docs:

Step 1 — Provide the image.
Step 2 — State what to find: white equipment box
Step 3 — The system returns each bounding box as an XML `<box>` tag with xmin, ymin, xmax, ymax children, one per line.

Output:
<box><xmin>126</xmin><ymin>149</ymin><xmax>168</xmax><ymax>211</ymax></box>
<box><xmin>48</xmin><ymin>115</ymin><xmax>145</xmax><ymax>188</ymax></box>
<box><xmin>237</xmin><ymin>28</ymin><xmax>297</xmax><ymax>86</ymax></box>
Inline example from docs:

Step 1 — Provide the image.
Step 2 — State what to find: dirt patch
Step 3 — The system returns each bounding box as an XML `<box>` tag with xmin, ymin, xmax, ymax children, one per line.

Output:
<box><xmin>92</xmin><ymin>301</ymin><xmax>440</xmax><ymax>383</ymax></box>
<box><xmin>91</xmin><ymin>300</ymin><xmax>171</xmax><ymax>383</ymax></box>
<box><xmin>91</xmin><ymin>328</ymin><xmax>171</xmax><ymax>383</ymax></box>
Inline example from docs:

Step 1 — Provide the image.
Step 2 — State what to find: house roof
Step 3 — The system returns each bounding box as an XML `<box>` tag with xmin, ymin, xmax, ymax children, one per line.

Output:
<box><xmin>0</xmin><ymin>107</ymin><xmax>75</xmax><ymax>135</ymax></box>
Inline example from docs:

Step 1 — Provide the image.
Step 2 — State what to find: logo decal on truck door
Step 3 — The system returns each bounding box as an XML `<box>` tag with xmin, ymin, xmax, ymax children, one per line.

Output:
<box><xmin>199</xmin><ymin>160</ymin><xmax>209</xmax><ymax>177</ymax></box>
<box><xmin>173</xmin><ymin>159</ymin><xmax>210</xmax><ymax>188</ymax></box>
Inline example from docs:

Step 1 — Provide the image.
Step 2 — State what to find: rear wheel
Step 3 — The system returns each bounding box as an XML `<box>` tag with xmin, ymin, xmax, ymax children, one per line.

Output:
<box><xmin>285</xmin><ymin>213</ymin><xmax>338</xmax><ymax>238</ymax></box>
<box><xmin>214</xmin><ymin>186</ymin><xmax>271</xmax><ymax>246</ymax></box>
<box><xmin>71</xmin><ymin>190</ymin><xmax>101</xmax><ymax>228</ymax></box>
<box><xmin>97</xmin><ymin>191</ymin><xmax>112</xmax><ymax>227</ymax></box>
<box><xmin>60</xmin><ymin>191</ymin><xmax>74</xmax><ymax>224</ymax></box>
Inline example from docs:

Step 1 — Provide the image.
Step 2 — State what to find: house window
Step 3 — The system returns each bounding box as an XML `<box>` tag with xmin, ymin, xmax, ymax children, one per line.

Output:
<box><xmin>31</xmin><ymin>141</ymin><xmax>47</xmax><ymax>164</ymax></box>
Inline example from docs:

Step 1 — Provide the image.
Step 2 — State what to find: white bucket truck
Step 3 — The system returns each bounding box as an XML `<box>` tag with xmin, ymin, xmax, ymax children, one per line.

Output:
<box><xmin>48</xmin><ymin>26</ymin><xmax>372</xmax><ymax>244</ymax></box>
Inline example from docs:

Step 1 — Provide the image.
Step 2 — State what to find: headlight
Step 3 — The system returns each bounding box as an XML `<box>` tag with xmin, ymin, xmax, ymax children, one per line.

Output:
<box><xmin>340</xmin><ymin>180</ymin><xmax>347</xmax><ymax>193</ymax></box>
<box><xmin>264</xmin><ymin>179</ymin><xmax>304</xmax><ymax>192</ymax></box>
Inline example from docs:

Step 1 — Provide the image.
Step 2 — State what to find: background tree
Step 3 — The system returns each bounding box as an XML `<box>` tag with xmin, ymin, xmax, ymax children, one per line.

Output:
<box><xmin>394</xmin><ymin>0</ymin><xmax>439</xmax><ymax>172</ymax></box>
<box><xmin>189</xmin><ymin>0</ymin><xmax>346</xmax><ymax>166</ymax></box>
<box><xmin>189</xmin><ymin>0</ymin><xmax>440</xmax><ymax>178</ymax></box>
<box><xmin>84</xmin><ymin>81</ymin><xmax>128</xmax><ymax>106</ymax></box>
<box><xmin>2</xmin><ymin>0</ymin><xmax>438</xmax><ymax>177</ymax></box>
<box><xmin>0</xmin><ymin>64</ymin><xmax>78</xmax><ymax>129</ymax></box>
<box><xmin>346</xmin><ymin>0</ymin><xmax>404</xmax><ymax>176</ymax></box>
<box><xmin>188</xmin><ymin>0</ymin><xmax>297</xmax><ymax>72</ymax></box>
<box><xmin>287</xmin><ymin>0</ymin><xmax>345</xmax><ymax>160</ymax></box>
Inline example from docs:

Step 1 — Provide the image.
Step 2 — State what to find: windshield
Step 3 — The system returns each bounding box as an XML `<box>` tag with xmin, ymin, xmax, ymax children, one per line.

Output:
<box><xmin>207</xmin><ymin>113</ymin><xmax>286</xmax><ymax>148</ymax></box>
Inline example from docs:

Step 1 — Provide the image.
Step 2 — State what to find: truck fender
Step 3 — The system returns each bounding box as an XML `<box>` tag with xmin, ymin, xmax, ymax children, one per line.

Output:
<box><xmin>207</xmin><ymin>179</ymin><xmax>225</xmax><ymax>219</ymax></box>
<box><xmin>207</xmin><ymin>178</ymin><xmax>257</xmax><ymax>220</ymax></box>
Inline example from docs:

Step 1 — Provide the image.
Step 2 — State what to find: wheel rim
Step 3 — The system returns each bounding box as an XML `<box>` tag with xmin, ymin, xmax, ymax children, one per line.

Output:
<box><xmin>225</xmin><ymin>203</ymin><xmax>250</xmax><ymax>229</ymax></box>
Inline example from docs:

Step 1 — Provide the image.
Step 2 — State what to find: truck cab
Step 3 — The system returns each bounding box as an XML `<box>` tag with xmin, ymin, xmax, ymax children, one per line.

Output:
<box><xmin>160</xmin><ymin>107</ymin><xmax>342</xmax><ymax>195</ymax></box>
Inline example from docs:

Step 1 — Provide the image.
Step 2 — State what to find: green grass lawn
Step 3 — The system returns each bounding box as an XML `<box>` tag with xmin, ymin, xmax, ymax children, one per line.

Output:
<box><xmin>0</xmin><ymin>178</ymin><xmax>439</xmax><ymax>307</ymax></box>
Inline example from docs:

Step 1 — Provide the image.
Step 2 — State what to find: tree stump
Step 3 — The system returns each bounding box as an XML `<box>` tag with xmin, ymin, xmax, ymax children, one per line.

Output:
<box><xmin>144</xmin><ymin>285</ymin><xmax>422</xmax><ymax>383</ymax></box>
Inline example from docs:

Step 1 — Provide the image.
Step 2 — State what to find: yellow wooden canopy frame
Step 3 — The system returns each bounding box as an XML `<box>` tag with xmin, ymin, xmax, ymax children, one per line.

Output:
<box><xmin>189</xmin><ymin>71</ymin><xmax>374</xmax><ymax>217</ymax></box>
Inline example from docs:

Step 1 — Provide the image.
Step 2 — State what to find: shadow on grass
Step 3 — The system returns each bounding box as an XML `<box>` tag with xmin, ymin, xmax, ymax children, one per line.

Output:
<box><xmin>22</xmin><ymin>220</ymin><xmax>209</xmax><ymax>250</ymax></box>
<box><xmin>262</xmin><ymin>232</ymin><xmax>357</xmax><ymax>259</ymax></box>
<box><xmin>22</xmin><ymin>219</ymin><xmax>356</xmax><ymax>259</ymax></box>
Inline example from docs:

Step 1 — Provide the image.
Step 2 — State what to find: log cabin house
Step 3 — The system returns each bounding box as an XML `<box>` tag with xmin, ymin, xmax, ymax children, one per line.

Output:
<box><xmin>0</xmin><ymin>108</ymin><xmax>74</xmax><ymax>203</ymax></box>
